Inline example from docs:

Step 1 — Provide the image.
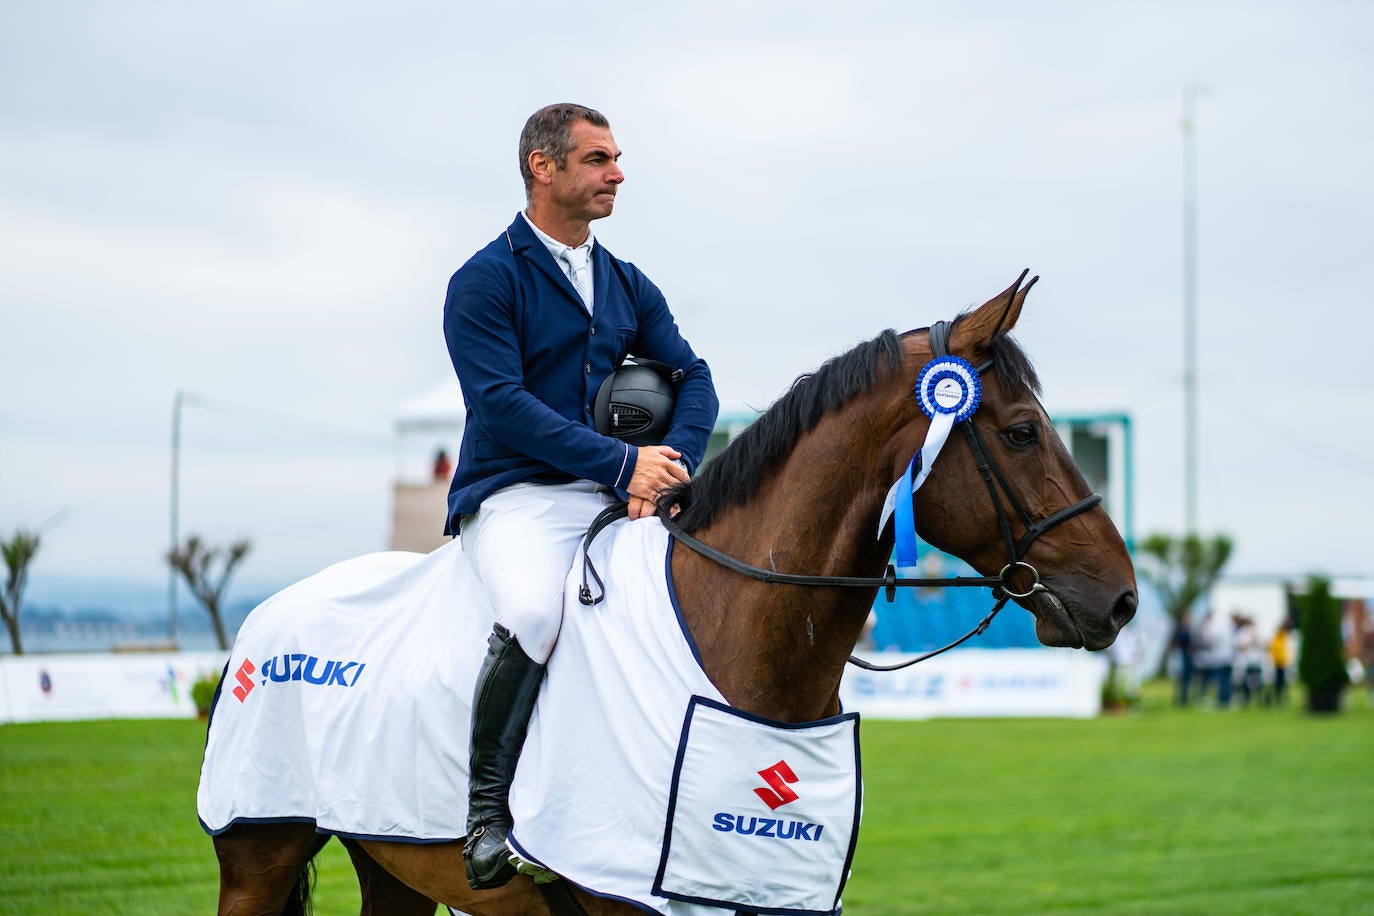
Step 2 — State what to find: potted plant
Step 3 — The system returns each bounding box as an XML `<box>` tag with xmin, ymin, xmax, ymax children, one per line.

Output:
<box><xmin>1296</xmin><ymin>576</ymin><xmax>1349</xmax><ymax>714</ymax></box>
<box><xmin>191</xmin><ymin>670</ymin><xmax>222</xmax><ymax>720</ymax></box>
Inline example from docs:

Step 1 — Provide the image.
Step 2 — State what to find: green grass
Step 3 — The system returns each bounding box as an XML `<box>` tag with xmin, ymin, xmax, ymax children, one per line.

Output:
<box><xmin>846</xmin><ymin>684</ymin><xmax>1374</xmax><ymax>914</ymax></box>
<box><xmin>1</xmin><ymin>684</ymin><xmax>1370</xmax><ymax>914</ymax></box>
<box><xmin>0</xmin><ymin>719</ymin><xmax>360</xmax><ymax>915</ymax></box>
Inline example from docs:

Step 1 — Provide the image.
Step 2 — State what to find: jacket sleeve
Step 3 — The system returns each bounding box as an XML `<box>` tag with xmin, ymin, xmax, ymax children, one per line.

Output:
<box><xmin>443</xmin><ymin>261</ymin><xmax>638</xmax><ymax>490</ymax></box>
<box><xmin>622</xmin><ymin>267</ymin><xmax>720</xmax><ymax>472</ymax></box>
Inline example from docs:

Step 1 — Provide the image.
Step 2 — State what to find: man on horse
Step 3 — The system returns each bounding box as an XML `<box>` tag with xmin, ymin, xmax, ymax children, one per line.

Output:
<box><xmin>442</xmin><ymin>102</ymin><xmax>719</xmax><ymax>890</ymax></box>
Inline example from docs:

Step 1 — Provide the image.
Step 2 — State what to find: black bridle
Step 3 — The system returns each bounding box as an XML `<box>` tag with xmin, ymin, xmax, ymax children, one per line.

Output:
<box><xmin>579</xmin><ymin>320</ymin><xmax>1103</xmax><ymax>671</ymax></box>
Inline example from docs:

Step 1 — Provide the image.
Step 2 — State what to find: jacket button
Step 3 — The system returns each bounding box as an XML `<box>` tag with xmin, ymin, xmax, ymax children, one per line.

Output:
<box><xmin>590</xmin><ymin>327</ymin><xmax>597</xmax><ymax>336</ymax></box>
<box><xmin>584</xmin><ymin>363</ymin><xmax>591</xmax><ymax>374</ymax></box>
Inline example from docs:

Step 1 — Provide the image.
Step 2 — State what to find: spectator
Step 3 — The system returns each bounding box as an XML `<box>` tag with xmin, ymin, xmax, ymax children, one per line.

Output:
<box><xmin>432</xmin><ymin>448</ymin><xmax>453</xmax><ymax>483</ymax></box>
<box><xmin>1266</xmin><ymin>620</ymin><xmax>1292</xmax><ymax>707</ymax></box>
<box><xmin>1234</xmin><ymin>615</ymin><xmax>1264</xmax><ymax>707</ymax></box>
<box><xmin>1172</xmin><ymin>612</ymin><xmax>1196</xmax><ymax>706</ymax></box>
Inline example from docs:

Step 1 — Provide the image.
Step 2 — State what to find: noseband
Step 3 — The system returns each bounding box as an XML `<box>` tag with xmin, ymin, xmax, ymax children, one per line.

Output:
<box><xmin>580</xmin><ymin>321</ymin><xmax>1103</xmax><ymax>670</ymax></box>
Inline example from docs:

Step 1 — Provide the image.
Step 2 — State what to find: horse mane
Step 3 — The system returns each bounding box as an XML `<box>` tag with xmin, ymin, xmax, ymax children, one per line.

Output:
<box><xmin>669</xmin><ymin>330</ymin><xmax>905</xmax><ymax>533</ymax></box>
<box><xmin>667</xmin><ymin>313</ymin><xmax>1042</xmax><ymax>534</ymax></box>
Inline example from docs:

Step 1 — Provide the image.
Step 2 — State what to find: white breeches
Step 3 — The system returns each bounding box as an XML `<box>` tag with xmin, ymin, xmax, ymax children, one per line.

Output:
<box><xmin>460</xmin><ymin>481</ymin><xmax>620</xmax><ymax>664</ymax></box>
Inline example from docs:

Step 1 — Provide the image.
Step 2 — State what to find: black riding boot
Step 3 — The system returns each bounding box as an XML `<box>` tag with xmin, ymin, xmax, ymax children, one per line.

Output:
<box><xmin>463</xmin><ymin>623</ymin><xmax>546</xmax><ymax>890</ymax></box>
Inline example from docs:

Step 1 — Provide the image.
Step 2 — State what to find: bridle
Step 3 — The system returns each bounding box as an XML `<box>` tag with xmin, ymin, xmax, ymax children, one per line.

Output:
<box><xmin>579</xmin><ymin>320</ymin><xmax>1103</xmax><ymax>671</ymax></box>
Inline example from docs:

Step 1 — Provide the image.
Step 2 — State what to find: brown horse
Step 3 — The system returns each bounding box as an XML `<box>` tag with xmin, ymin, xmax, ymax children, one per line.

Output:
<box><xmin>209</xmin><ymin>274</ymin><xmax>1137</xmax><ymax>915</ymax></box>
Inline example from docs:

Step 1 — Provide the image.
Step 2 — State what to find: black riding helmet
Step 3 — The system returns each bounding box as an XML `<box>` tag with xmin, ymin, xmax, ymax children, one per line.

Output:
<box><xmin>593</xmin><ymin>358</ymin><xmax>680</xmax><ymax>447</ymax></box>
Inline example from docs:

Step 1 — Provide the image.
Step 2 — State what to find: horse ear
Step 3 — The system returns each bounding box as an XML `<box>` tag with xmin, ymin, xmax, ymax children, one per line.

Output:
<box><xmin>949</xmin><ymin>269</ymin><xmax>1038</xmax><ymax>356</ymax></box>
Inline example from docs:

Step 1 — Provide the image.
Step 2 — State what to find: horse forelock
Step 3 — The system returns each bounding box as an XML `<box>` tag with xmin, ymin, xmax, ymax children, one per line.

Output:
<box><xmin>668</xmin><ymin>330</ymin><xmax>905</xmax><ymax>533</ymax></box>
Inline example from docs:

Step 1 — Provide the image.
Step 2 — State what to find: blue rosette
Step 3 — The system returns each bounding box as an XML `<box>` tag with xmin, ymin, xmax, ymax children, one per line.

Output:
<box><xmin>916</xmin><ymin>355</ymin><xmax>982</xmax><ymax>422</ymax></box>
<box><xmin>887</xmin><ymin>356</ymin><xmax>983</xmax><ymax>569</ymax></box>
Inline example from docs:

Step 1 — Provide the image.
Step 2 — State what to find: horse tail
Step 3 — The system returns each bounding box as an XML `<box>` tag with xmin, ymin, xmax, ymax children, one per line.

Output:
<box><xmin>282</xmin><ymin>858</ymin><xmax>316</xmax><ymax>916</ymax></box>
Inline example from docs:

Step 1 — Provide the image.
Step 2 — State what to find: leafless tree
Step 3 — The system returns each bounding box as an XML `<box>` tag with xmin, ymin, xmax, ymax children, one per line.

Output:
<box><xmin>167</xmin><ymin>535</ymin><xmax>251</xmax><ymax>650</ymax></box>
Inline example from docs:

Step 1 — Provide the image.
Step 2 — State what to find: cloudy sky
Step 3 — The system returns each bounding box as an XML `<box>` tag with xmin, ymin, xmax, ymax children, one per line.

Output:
<box><xmin>3</xmin><ymin>1</ymin><xmax>1371</xmax><ymax>595</ymax></box>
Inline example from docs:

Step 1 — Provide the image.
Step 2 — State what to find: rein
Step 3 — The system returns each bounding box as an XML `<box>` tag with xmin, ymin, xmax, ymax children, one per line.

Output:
<box><xmin>578</xmin><ymin>318</ymin><xmax>1103</xmax><ymax>672</ymax></box>
<box><xmin>578</xmin><ymin>504</ymin><xmax>1009</xmax><ymax>671</ymax></box>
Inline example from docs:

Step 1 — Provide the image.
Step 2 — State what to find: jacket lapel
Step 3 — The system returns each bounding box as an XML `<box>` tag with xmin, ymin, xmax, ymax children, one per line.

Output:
<box><xmin>505</xmin><ymin>214</ymin><xmax>591</xmax><ymax>318</ymax></box>
<box><xmin>590</xmin><ymin>240</ymin><xmax>613</xmax><ymax>318</ymax></box>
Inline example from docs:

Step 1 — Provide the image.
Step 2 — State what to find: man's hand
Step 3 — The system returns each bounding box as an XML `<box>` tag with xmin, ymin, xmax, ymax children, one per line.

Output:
<box><xmin>627</xmin><ymin>445</ymin><xmax>689</xmax><ymax>520</ymax></box>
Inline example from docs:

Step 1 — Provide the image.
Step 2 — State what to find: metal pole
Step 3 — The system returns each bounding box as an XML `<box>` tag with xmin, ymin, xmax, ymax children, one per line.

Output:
<box><xmin>169</xmin><ymin>389</ymin><xmax>182</xmax><ymax>643</ymax></box>
<box><xmin>1181</xmin><ymin>87</ymin><xmax>1199</xmax><ymax>536</ymax></box>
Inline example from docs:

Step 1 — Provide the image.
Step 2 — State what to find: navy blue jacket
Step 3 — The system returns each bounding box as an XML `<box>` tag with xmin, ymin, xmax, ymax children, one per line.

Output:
<box><xmin>442</xmin><ymin>214</ymin><xmax>719</xmax><ymax>533</ymax></box>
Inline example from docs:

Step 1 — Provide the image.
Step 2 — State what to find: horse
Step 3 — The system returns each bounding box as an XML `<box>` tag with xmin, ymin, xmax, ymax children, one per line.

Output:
<box><xmin>207</xmin><ymin>273</ymin><xmax>1137</xmax><ymax>915</ymax></box>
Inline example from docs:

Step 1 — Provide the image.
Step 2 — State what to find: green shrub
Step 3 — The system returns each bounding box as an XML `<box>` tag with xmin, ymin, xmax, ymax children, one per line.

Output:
<box><xmin>190</xmin><ymin>671</ymin><xmax>221</xmax><ymax>715</ymax></box>
<box><xmin>1297</xmin><ymin>575</ymin><xmax>1349</xmax><ymax>711</ymax></box>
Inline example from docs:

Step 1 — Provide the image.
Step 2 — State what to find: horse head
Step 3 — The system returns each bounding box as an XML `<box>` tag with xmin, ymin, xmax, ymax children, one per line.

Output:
<box><xmin>667</xmin><ymin>273</ymin><xmax>1136</xmax><ymax>717</ymax></box>
<box><xmin>904</xmin><ymin>274</ymin><xmax>1137</xmax><ymax>650</ymax></box>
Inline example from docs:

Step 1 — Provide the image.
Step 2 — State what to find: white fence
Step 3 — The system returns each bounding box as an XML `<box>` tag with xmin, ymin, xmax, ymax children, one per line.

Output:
<box><xmin>0</xmin><ymin>651</ymin><xmax>228</xmax><ymax>723</ymax></box>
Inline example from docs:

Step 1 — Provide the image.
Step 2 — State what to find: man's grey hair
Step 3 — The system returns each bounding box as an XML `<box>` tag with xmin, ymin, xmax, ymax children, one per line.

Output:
<box><xmin>519</xmin><ymin>103</ymin><xmax>611</xmax><ymax>196</ymax></box>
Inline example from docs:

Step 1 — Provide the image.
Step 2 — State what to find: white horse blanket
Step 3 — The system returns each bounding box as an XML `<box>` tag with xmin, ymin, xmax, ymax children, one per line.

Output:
<box><xmin>198</xmin><ymin>518</ymin><xmax>860</xmax><ymax>914</ymax></box>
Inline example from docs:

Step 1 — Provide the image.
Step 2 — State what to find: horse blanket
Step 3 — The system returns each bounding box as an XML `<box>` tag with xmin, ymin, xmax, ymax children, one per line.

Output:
<box><xmin>198</xmin><ymin>518</ymin><xmax>860</xmax><ymax>914</ymax></box>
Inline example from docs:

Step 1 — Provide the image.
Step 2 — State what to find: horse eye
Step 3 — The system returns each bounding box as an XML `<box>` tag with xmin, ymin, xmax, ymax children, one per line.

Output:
<box><xmin>1005</xmin><ymin>423</ymin><xmax>1038</xmax><ymax>447</ymax></box>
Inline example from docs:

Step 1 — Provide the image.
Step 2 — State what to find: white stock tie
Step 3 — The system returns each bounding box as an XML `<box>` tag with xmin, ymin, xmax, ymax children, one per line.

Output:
<box><xmin>563</xmin><ymin>247</ymin><xmax>592</xmax><ymax>312</ymax></box>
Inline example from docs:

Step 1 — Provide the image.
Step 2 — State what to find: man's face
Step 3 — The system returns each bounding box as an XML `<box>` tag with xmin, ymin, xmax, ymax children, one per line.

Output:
<box><xmin>546</xmin><ymin>119</ymin><xmax>624</xmax><ymax>223</ymax></box>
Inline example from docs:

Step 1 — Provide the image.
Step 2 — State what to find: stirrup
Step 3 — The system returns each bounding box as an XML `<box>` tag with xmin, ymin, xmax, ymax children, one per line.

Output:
<box><xmin>514</xmin><ymin>854</ymin><xmax>561</xmax><ymax>885</ymax></box>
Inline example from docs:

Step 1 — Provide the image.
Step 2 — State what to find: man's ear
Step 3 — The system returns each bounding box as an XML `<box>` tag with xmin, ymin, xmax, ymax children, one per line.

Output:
<box><xmin>527</xmin><ymin>149</ymin><xmax>555</xmax><ymax>186</ymax></box>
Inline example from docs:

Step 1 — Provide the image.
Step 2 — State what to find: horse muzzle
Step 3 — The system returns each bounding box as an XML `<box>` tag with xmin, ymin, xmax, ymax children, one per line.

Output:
<box><xmin>1022</xmin><ymin>582</ymin><xmax>1136</xmax><ymax>651</ymax></box>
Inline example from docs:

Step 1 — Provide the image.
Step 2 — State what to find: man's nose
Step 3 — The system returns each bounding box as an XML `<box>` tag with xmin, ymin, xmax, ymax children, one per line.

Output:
<box><xmin>607</xmin><ymin>162</ymin><xmax>624</xmax><ymax>184</ymax></box>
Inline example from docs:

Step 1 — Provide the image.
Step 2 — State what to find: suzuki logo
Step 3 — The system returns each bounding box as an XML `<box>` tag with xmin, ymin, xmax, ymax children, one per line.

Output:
<box><xmin>231</xmin><ymin>659</ymin><xmax>256</xmax><ymax>702</ymax></box>
<box><xmin>753</xmin><ymin>759</ymin><xmax>799</xmax><ymax>810</ymax></box>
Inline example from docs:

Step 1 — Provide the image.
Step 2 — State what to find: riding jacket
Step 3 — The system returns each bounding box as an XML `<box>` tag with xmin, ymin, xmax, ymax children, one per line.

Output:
<box><xmin>442</xmin><ymin>213</ymin><xmax>719</xmax><ymax>534</ymax></box>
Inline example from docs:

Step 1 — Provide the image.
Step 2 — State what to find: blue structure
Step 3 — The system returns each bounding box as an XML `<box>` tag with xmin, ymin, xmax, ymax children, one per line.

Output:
<box><xmin>867</xmin><ymin>545</ymin><xmax>1041</xmax><ymax>652</ymax></box>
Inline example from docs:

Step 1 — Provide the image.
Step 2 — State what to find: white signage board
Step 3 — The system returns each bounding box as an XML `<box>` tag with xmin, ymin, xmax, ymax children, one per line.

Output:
<box><xmin>840</xmin><ymin>648</ymin><xmax>1107</xmax><ymax>719</ymax></box>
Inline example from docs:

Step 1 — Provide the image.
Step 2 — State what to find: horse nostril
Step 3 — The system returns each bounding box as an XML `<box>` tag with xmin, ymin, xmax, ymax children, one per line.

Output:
<box><xmin>1112</xmin><ymin>590</ymin><xmax>1138</xmax><ymax>631</ymax></box>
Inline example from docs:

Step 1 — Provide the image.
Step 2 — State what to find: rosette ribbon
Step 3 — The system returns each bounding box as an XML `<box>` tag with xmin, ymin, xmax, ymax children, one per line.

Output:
<box><xmin>879</xmin><ymin>355</ymin><xmax>982</xmax><ymax>569</ymax></box>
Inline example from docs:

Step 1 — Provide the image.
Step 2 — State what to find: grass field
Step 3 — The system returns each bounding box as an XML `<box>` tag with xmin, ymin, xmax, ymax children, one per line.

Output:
<box><xmin>1</xmin><ymin>683</ymin><xmax>1370</xmax><ymax>915</ymax></box>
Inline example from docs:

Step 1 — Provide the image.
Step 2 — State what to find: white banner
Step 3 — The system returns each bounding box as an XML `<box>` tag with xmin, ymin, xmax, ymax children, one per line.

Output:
<box><xmin>839</xmin><ymin>649</ymin><xmax>1107</xmax><ymax>719</ymax></box>
<box><xmin>0</xmin><ymin>651</ymin><xmax>228</xmax><ymax>723</ymax></box>
<box><xmin>2</xmin><ymin>648</ymin><xmax>1106</xmax><ymax>724</ymax></box>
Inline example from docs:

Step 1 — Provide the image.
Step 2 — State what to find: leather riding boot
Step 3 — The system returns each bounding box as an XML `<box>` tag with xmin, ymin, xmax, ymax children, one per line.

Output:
<box><xmin>463</xmin><ymin>623</ymin><xmax>546</xmax><ymax>890</ymax></box>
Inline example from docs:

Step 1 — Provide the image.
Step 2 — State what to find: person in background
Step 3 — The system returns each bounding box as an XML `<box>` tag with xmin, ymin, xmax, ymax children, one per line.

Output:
<box><xmin>1173</xmin><ymin>611</ymin><xmax>1196</xmax><ymax>706</ymax></box>
<box><xmin>432</xmin><ymin>448</ymin><xmax>453</xmax><ymax>483</ymax></box>
<box><xmin>1234</xmin><ymin>614</ymin><xmax>1264</xmax><ymax>707</ymax></box>
<box><xmin>1266</xmin><ymin>620</ymin><xmax>1292</xmax><ymax>707</ymax></box>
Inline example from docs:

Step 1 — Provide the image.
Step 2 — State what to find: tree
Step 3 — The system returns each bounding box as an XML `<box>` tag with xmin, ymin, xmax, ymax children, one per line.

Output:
<box><xmin>0</xmin><ymin>529</ymin><xmax>41</xmax><ymax>655</ymax></box>
<box><xmin>167</xmin><ymin>535</ymin><xmax>251</xmax><ymax>650</ymax></box>
<box><xmin>1135</xmin><ymin>532</ymin><xmax>1234</xmax><ymax>675</ymax></box>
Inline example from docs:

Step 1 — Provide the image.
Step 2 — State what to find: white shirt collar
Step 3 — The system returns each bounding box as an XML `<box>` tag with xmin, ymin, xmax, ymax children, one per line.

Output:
<box><xmin>521</xmin><ymin>211</ymin><xmax>593</xmax><ymax>259</ymax></box>
<box><xmin>521</xmin><ymin>211</ymin><xmax>594</xmax><ymax>310</ymax></box>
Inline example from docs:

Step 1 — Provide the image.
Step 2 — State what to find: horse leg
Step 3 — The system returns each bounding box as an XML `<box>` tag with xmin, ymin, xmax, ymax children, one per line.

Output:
<box><xmin>213</xmin><ymin>822</ymin><xmax>328</xmax><ymax>916</ymax></box>
<box><xmin>341</xmin><ymin>838</ymin><xmax>439</xmax><ymax>916</ymax></box>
